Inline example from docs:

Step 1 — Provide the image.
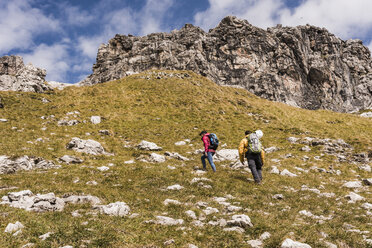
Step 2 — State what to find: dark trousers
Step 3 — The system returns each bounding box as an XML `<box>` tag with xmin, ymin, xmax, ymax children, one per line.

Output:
<box><xmin>246</xmin><ymin>152</ymin><xmax>263</xmax><ymax>183</ymax></box>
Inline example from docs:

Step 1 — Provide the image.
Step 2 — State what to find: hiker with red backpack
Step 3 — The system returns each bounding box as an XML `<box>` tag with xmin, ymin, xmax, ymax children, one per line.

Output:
<box><xmin>239</xmin><ymin>130</ymin><xmax>265</xmax><ymax>184</ymax></box>
<box><xmin>200</xmin><ymin>130</ymin><xmax>219</xmax><ymax>172</ymax></box>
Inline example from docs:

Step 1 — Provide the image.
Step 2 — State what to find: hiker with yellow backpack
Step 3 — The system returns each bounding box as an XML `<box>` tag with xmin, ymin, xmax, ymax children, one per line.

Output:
<box><xmin>239</xmin><ymin>130</ymin><xmax>265</xmax><ymax>184</ymax></box>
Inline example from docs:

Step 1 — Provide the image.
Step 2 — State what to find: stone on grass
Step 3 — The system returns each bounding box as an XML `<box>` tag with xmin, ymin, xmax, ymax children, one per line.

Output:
<box><xmin>0</xmin><ymin>155</ymin><xmax>60</xmax><ymax>174</ymax></box>
<box><xmin>247</xmin><ymin>239</ymin><xmax>263</xmax><ymax>248</ymax></box>
<box><xmin>227</xmin><ymin>214</ymin><xmax>253</xmax><ymax>228</ymax></box>
<box><xmin>66</xmin><ymin>137</ymin><xmax>112</xmax><ymax>155</ymax></box>
<box><xmin>39</xmin><ymin>232</ymin><xmax>53</xmax><ymax>240</ymax></box>
<box><xmin>154</xmin><ymin>216</ymin><xmax>184</xmax><ymax>225</ymax></box>
<box><xmin>203</xmin><ymin>207</ymin><xmax>219</xmax><ymax>215</ymax></box>
<box><xmin>94</xmin><ymin>202</ymin><xmax>130</xmax><ymax>217</ymax></box>
<box><xmin>59</xmin><ymin>155</ymin><xmax>83</xmax><ymax>164</ymax></box>
<box><xmin>358</xmin><ymin>164</ymin><xmax>371</xmax><ymax>172</ymax></box>
<box><xmin>63</xmin><ymin>195</ymin><xmax>101</xmax><ymax>205</ymax></box>
<box><xmin>288</xmin><ymin>137</ymin><xmax>300</xmax><ymax>143</ymax></box>
<box><xmin>270</xmin><ymin>166</ymin><xmax>280</xmax><ymax>174</ymax></box>
<box><xmin>214</xmin><ymin>149</ymin><xmax>239</xmax><ymax>162</ymax></box>
<box><xmin>149</xmin><ymin>153</ymin><xmax>166</xmax><ymax>163</ymax></box>
<box><xmin>97</xmin><ymin>166</ymin><xmax>109</xmax><ymax>172</ymax></box>
<box><xmin>5</xmin><ymin>221</ymin><xmax>24</xmax><ymax>233</ymax></box>
<box><xmin>345</xmin><ymin>192</ymin><xmax>365</xmax><ymax>202</ymax></box>
<box><xmin>281</xmin><ymin>238</ymin><xmax>311</xmax><ymax>248</ymax></box>
<box><xmin>260</xmin><ymin>232</ymin><xmax>271</xmax><ymax>240</ymax></box>
<box><xmin>280</xmin><ymin>169</ymin><xmax>298</xmax><ymax>177</ymax></box>
<box><xmin>185</xmin><ymin>210</ymin><xmax>197</xmax><ymax>219</ymax></box>
<box><xmin>0</xmin><ymin>119</ymin><xmax>7</xmax><ymax>122</ymax></box>
<box><xmin>273</xmin><ymin>194</ymin><xmax>284</xmax><ymax>200</ymax></box>
<box><xmin>175</xmin><ymin>141</ymin><xmax>187</xmax><ymax>146</ymax></box>
<box><xmin>167</xmin><ymin>184</ymin><xmax>184</xmax><ymax>190</ymax></box>
<box><xmin>188</xmin><ymin>244</ymin><xmax>198</xmax><ymax>248</ymax></box>
<box><xmin>90</xmin><ymin>116</ymin><xmax>101</xmax><ymax>124</ymax></box>
<box><xmin>343</xmin><ymin>181</ymin><xmax>363</xmax><ymax>188</ymax></box>
<box><xmin>361</xmin><ymin>203</ymin><xmax>372</xmax><ymax>210</ymax></box>
<box><xmin>265</xmin><ymin>147</ymin><xmax>279</xmax><ymax>153</ymax></box>
<box><xmin>324</xmin><ymin>241</ymin><xmax>337</xmax><ymax>248</ymax></box>
<box><xmin>164</xmin><ymin>151</ymin><xmax>189</xmax><ymax>161</ymax></box>
<box><xmin>137</xmin><ymin>140</ymin><xmax>162</xmax><ymax>151</ymax></box>
<box><xmin>163</xmin><ymin>199</ymin><xmax>181</xmax><ymax>206</ymax></box>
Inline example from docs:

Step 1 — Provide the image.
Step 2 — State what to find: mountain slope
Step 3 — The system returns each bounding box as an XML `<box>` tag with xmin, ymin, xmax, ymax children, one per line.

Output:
<box><xmin>0</xmin><ymin>71</ymin><xmax>371</xmax><ymax>247</ymax></box>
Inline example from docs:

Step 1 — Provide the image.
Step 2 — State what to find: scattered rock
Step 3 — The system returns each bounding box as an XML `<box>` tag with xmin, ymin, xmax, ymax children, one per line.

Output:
<box><xmin>137</xmin><ymin>140</ymin><xmax>162</xmax><ymax>151</ymax></box>
<box><xmin>345</xmin><ymin>192</ymin><xmax>365</xmax><ymax>203</ymax></box>
<box><xmin>152</xmin><ymin>216</ymin><xmax>184</xmax><ymax>226</ymax></box>
<box><xmin>270</xmin><ymin>166</ymin><xmax>280</xmax><ymax>174</ymax></box>
<box><xmin>99</xmin><ymin>130</ymin><xmax>110</xmax><ymax>135</ymax></box>
<box><xmin>0</xmin><ymin>118</ymin><xmax>7</xmax><ymax>122</ymax></box>
<box><xmin>164</xmin><ymin>239</ymin><xmax>175</xmax><ymax>246</ymax></box>
<box><xmin>5</xmin><ymin>221</ymin><xmax>24</xmax><ymax>233</ymax></box>
<box><xmin>39</xmin><ymin>232</ymin><xmax>53</xmax><ymax>240</ymax></box>
<box><xmin>66</xmin><ymin>137</ymin><xmax>112</xmax><ymax>155</ymax></box>
<box><xmin>97</xmin><ymin>166</ymin><xmax>110</xmax><ymax>172</ymax></box>
<box><xmin>227</xmin><ymin>214</ymin><xmax>253</xmax><ymax>228</ymax></box>
<box><xmin>163</xmin><ymin>199</ymin><xmax>181</xmax><ymax>206</ymax></box>
<box><xmin>0</xmin><ymin>155</ymin><xmax>60</xmax><ymax>174</ymax></box>
<box><xmin>203</xmin><ymin>207</ymin><xmax>219</xmax><ymax>215</ymax></box>
<box><xmin>63</xmin><ymin>195</ymin><xmax>101</xmax><ymax>205</ymax></box>
<box><xmin>360</xmin><ymin>112</ymin><xmax>372</xmax><ymax>118</ymax></box>
<box><xmin>273</xmin><ymin>194</ymin><xmax>284</xmax><ymax>200</ymax></box>
<box><xmin>59</xmin><ymin>155</ymin><xmax>83</xmax><ymax>164</ymax></box>
<box><xmin>164</xmin><ymin>151</ymin><xmax>189</xmax><ymax>161</ymax></box>
<box><xmin>361</xmin><ymin>203</ymin><xmax>372</xmax><ymax>210</ymax></box>
<box><xmin>90</xmin><ymin>116</ymin><xmax>101</xmax><ymax>124</ymax></box>
<box><xmin>139</xmin><ymin>153</ymin><xmax>166</xmax><ymax>163</ymax></box>
<box><xmin>167</xmin><ymin>184</ymin><xmax>184</xmax><ymax>191</ymax></box>
<box><xmin>343</xmin><ymin>181</ymin><xmax>363</xmax><ymax>188</ymax></box>
<box><xmin>280</xmin><ymin>238</ymin><xmax>311</xmax><ymax>248</ymax></box>
<box><xmin>185</xmin><ymin>210</ymin><xmax>197</xmax><ymax>219</ymax></box>
<box><xmin>1</xmin><ymin>190</ymin><xmax>65</xmax><ymax>212</ymax></box>
<box><xmin>57</xmin><ymin>119</ymin><xmax>79</xmax><ymax>126</ymax></box>
<box><xmin>214</xmin><ymin>149</ymin><xmax>239</xmax><ymax>162</ymax></box>
<box><xmin>223</xmin><ymin>226</ymin><xmax>245</xmax><ymax>233</ymax></box>
<box><xmin>94</xmin><ymin>202</ymin><xmax>131</xmax><ymax>217</ymax></box>
<box><xmin>246</xmin><ymin>239</ymin><xmax>263</xmax><ymax>248</ymax></box>
<box><xmin>280</xmin><ymin>169</ymin><xmax>298</xmax><ymax>177</ymax></box>
<box><xmin>265</xmin><ymin>147</ymin><xmax>279</xmax><ymax>153</ymax></box>
<box><xmin>359</xmin><ymin>164</ymin><xmax>371</xmax><ymax>172</ymax></box>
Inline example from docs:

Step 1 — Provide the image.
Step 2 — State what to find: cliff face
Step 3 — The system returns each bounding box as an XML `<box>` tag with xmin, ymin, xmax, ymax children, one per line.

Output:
<box><xmin>0</xmin><ymin>55</ymin><xmax>52</xmax><ymax>93</ymax></box>
<box><xmin>80</xmin><ymin>16</ymin><xmax>372</xmax><ymax>112</ymax></box>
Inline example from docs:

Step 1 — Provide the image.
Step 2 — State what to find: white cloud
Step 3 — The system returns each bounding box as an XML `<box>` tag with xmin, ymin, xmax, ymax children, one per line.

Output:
<box><xmin>21</xmin><ymin>43</ymin><xmax>70</xmax><ymax>82</ymax></box>
<box><xmin>194</xmin><ymin>0</ymin><xmax>372</xmax><ymax>41</ymax></box>
<box><xmin>279</xmin><ymin>0</ymin><xmax>372</xmax><ymax>39</ymax></box>
<box><xmin>194</xmin><ymin>0</ymin><xmax>283</xmax><ymax>31</ymax></box>
<box><xmin>0</xmin><ymin>0</ymin><xmax>59</xmax><ymax>53</ymax></box>
<box><xmin>139</xmin><ymin>0</ymin><xmax>174</xmax><ymax>35</ymax></box>
<box><xmin>64</xmin><ymin>5</ymin><xmax>95</xmax><ymax>26</ymax></box>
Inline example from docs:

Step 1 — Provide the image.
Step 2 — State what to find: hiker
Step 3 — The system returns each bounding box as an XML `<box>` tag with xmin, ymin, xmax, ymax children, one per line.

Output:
<box><xmin>239</xmin><ymin>130</ymin><xmax>265</xmax><ymax>184</ymax></box>
<box><xmin>200</xmin><ymin>130</ymin><xmax>218</xmax><ymax>172</ymax></box>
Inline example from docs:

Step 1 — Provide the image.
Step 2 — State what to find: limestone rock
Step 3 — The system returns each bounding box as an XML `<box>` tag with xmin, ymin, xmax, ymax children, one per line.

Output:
<box><xmin>66</xmin><ymin>137</ymin><xmax>112</xmax><ymax>155</ymax></box>
<box><xmin>280</xmin><ymin>169</ymin><xmax>298</xmax><ymax>177</ymax></box>
<box><xmin>0</xmin><ymin>55</ymin><xmax>52</xmax><ymax>93</ymax></box>
<box><xmin>360</xmin><ymin>112</ymin><xmax>372</xmax><ymax>117</ymax></box>
<box><xmin>137</xmin><ymin>140</ymin><xmax>162</xmax><ymax>151</ymax></box>
<box><xmin>63</xmin><ymin>195</ymin><xmax>101</xmax><ymax>205</ymax></box>
<box><xmin>153</xmin><ymin>216</ymin><xmax>184</xmax><ymax>226</ymax></box>
<box><xmin>90</xmin><ymin>116</ymin><xmax>101</xmax><ymax>124</ymax></box>
<box><xmin>280</xmin><ymin>238</ymin><xmax>311</xmax><ymax>248</ymax></box>
<box><xmin>345</xmin><ymin>192</ymin><xmax>365</xmax><ymax>202</ymax></box>
<box><xmin>227</xmin><ymin>214</ymin><xmax>253</xmax><ymax>228</ymax></box>
<box><xmin>0</xmin><ymin>155</ymin><xmax>60</xmax><ymax>174</ymax></box>
<box><xmin>164</xmin><ymin>151</ymin><xmax>189</xmax><ymax>161</ymax></box>
<box><xmin>214</xmin><ymin>149</ymin><xmax>239</xmax><ymax>162</ymax></box>
<box><xmin>343</xmin><ymin>181</ymin><xmax>363</xmax><ymax>188</ymax></box>
<box><xmin>167</xmin><ymin>184</ymin><xmax>184</xmax><ymax>190</ymax></box>
<box><xmin>94</xmin><ymin>202</ymin><xmax>131</xmax><ymax>217</ymax></box>
<box><xmin>163</xmin><ymin>199</ymin><xmax>181</xmax><ymax>206</ymax></box>
<box><xmin>79</xmin><ymin>16</ymin><xmax>372</xmax><ymax>112</ymax></box>
<box><xmin>59</xmin><ymin>155</ymin><xmax>83</xmax><ymax>164</ymax></box>
<box><xmin>5</xmin><ymin>221</ymin><xmax>24</xmax><ymax>234</ymax></box>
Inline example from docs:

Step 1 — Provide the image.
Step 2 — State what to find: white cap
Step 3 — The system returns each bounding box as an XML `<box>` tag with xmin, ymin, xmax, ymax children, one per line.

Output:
<box><xmin>255</xmin><ymin>130</ymin><xmax>263</xmax><ymax>139</ymax></box>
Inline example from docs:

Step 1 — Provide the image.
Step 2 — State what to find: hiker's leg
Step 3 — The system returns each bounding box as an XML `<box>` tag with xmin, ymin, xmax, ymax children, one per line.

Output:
<box><xmin>248</xmin><ymin>159</ymin><xmax>260</xmax><ymax>183</ymax></box>
<box><xmin>201</xmin><ymin>154</ymin><xmax>207</xmax><ymax>170</ymax></box>
<box><xmin>256</xmin><ymin>158</ymin><xmax>263</xmax><ymax>181</ymax></box>
<box><xmin>207</xmin><ymin>152</ymin><xmax>216</xmax><ymax>172</ymax></box>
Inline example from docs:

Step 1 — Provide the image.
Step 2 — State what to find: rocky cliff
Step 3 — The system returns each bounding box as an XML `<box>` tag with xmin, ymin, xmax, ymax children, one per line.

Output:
<box><xmin>0</xmin><ymin>55</ymin><xmax>52</xmax><ymax>93</ymax></box>
<box><xmin>80</xmin><ymin>16</ymin><xmax>372</xmax><ymax>112</ymax></box>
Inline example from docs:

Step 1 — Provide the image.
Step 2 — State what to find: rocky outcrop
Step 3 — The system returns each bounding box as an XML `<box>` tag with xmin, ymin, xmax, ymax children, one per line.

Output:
<box><xmin>0</xmin><ymin>55</ymin><xmax>52</xmax><ymax>93</ymax></box>
<box><xmin>0</xmin><ymin>155</ymin><xmax>60</xmax><ymax>174</ymax></box>
<box><xmin>80</xmin><ymin>16</ymin><xmax>372</xmax><ymax>112</ymax></box>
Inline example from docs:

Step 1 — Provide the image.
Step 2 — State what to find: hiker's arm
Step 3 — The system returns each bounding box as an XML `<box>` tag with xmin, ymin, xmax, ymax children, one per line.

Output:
<box><xmin>261</xmin><ymin>150</ymin><xmax>265</xmax><ymax>165</ymax></box>
<box><xmin>238</xmin><ymin>139</ymin><xmax>246</xmax><ymax>163</ymax></box>
<box><xmin>202</xmin><ymin>136</ymin><xmax>209</xmax><ymax>153</ymax></box>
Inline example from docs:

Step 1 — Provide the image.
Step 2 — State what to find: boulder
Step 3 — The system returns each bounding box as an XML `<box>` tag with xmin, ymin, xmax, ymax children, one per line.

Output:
<box><xmin>66</xmin><ymin>137</ymin><xmax>112</xmax><ymax>155</ymax></box>
<box><xmin>226</xmin><ymin>214</ymin><xmax>253</xmax><ymax>228</ymax></box>
<box><xmin>5</xmin><ymin>221</ymin><xmax>24</xmax><ymax>233</ymax></box>
<box><xmin>0</xmin><ymin>155</ymin><xmax>60</xmax><ymax>174</ymax></box>
<box><xmin>94</xmin><ymin>202</ymin><xmax>131</xmax><ymax>217</ymax></box>
<box><xmin>90</xmin><ymin>116</ymin><xmax>101</xmax><ymax>124</ymax></box>
<box><xmin>214</xmin><ymin>149</ymin><xmax>239</xmax><ymax>162</ymax></box>
<box><xmin>59</xmin><ymin>155</ymin><xmax>83</xmax><ymax>164</ymax></box>
<box><xmin>280</xmin><ymin>238</ymin><xmax>311</xmax><ymax>248</ymax></box>
<box><xmin>154</xmin><ymin>216</ymin><xmax>184</xmax><ymax>225</ymax></box>
<box><xmin>137</xmin><ymin>140</ymin><xmax>162</xmax><ymax>151</ymax></box>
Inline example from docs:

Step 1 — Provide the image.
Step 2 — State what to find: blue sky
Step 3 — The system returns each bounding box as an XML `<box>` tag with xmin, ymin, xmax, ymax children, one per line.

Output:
<box><xmin>1</xmin><ymin>0</ymin><xmax>371</xmax><ymax>84</ymax></box>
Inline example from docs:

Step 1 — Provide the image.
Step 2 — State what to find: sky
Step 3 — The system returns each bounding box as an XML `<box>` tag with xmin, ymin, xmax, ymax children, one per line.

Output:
<box><xmin>1</xmin><ymin>0</ymin><xmax>372</xmax><ymax>84</ymax></box>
